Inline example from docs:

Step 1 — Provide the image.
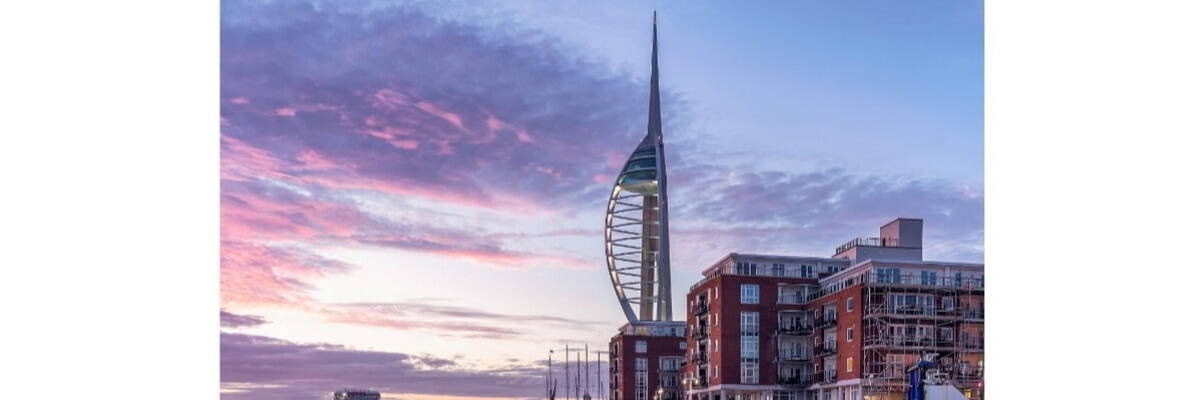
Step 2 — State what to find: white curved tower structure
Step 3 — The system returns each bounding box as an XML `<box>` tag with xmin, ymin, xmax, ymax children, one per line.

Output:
<box><xmin>605</xmin><ymin>13</ymin><xmax>673</xmax><ymax>323</ymax></box>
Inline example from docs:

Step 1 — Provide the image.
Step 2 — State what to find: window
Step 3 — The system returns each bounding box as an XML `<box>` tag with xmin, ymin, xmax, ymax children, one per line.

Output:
<box><xmin>941</xmin><ymin>297</ymin><xmax>955</xmax><ymax>310</ymax></box>
<box><xmin>635</xmin><ymin>340</ymin><xmax>647</xmax><ymax>353</ymax></box>
<box><xmin>846</xmin><ymin>357</ymin><xmax>854</xmax><ymax>373</ymax></box>
<box><xmin>740</xmin><ymin>312</ymin><xmax>759</xmax><ymax>336</ymax></box>
<box><xmin>741</xmin><ymin>337</ymin><xmax>759</xmax><ymax>358</ymax></box>
<box><xmin>736</xmin><ymin>261</ymin><xmax>758</xmax><ymax>275</ymax></box>
<box><xmin>801</xmin><ymin>264</ymin><xmax>813</xmax><ymax>277</ymax></box>
<box><xmin>847</xmin><ymin>326</ymin><xmax>854</xmax><ymax>342</ymax></box>
<box><xmin>772</xmin><ymin>263</ymin><xmax>785</xmax><ymax>276</ymax></box>
<box><xmin>876</xmin><ymin>268</ymin><xmax>901</xmax><ymax>283</ymax></box>
<box><xmin>679</xmin><ymin>341</ymin><xmax>686</xmax><ymax>350</ymax></box>
<box><xmin>847</xmin><ymin>297</ymin><xmax>855</xmax><ymax>312</ymax></box>
<box><xmin>741</xmin><ymin>284</ymin><xmax>760</xmax><ymax>304</ymax></box>
<box><xmin>741</xmin><ymin>361</ymin><xmax>760</xmax><ymax>384</ymax></box>
<box><xmin>660</xmin><ymin>357</ymin><xmax>681</xmax><ymax>371</ymax></box>
<box><xmin>636</xmin><ymin>358</ymin><xmax>647</xmax><ymax>371</ymax></box>
<box><xmin>921</xmin><ymin>271</ymin><xmax>938</xmax><ymax>285</ymax></box>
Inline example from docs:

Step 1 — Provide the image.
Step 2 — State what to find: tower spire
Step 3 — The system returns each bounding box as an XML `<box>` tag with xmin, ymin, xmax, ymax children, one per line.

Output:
<box><xmin>648</xmin><ymin>11</ymin><xmax>672</xmax><ymax>322</ymax></box>
<box><xmin>647</xmin><ymin>11</ymin><xmax>661</xmax><ymax>143</ymax></box>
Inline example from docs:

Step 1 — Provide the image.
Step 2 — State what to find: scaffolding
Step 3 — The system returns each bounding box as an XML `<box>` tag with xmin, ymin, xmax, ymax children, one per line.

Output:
<box><xmin>860</xmin><ymin>272</ymin><xmax>984</xmax><ymax>400</ymax></box>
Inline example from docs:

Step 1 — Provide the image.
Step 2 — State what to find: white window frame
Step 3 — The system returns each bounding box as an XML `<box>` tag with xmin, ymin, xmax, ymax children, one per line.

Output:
<box><xmin>741</xmin><ymin>284</ymin><xmax>760</xmax><ymax>304</ymax></box>
<box><xmin>635</xmin><ymin>340</ymin><xmax>647</xmax><ymax>353</ymax></box>
<box><xmin>741</xmin><ymin>361</ymin><xmax>760</xmax><ymax>384</ymax></box>
<box><xmin>740</xmin><ymin>311</ymin><xmax>759</xmax><ymax>336</ymax></box>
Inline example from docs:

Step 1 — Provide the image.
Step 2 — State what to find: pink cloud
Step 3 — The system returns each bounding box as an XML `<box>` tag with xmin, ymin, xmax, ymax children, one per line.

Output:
<box><xmin>417</xmin><ymin>101</ymin><xmax>466</xmax><ymax>130</ymax></box>
<box><xmin>221</xmin><ymin>240</ymin><xmax>353</xmax><ymax>307</ymax></box>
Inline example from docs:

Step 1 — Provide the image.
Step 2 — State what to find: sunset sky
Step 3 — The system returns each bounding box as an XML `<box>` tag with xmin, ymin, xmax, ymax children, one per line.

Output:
<box><xmin>219</xmin><ymin>1</ymin><xmax>983</xmax><ymax>399</ymax></box>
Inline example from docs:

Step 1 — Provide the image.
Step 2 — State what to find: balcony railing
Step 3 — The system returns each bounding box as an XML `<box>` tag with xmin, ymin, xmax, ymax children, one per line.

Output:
<box><xmin>777</xmin><ymin>351</ymin><xmax>811</xmax><ymax>362</ymax></box>
<box><xmin>835</xmin><ymin>236</ymin><xmax>899</xmax><ymax>254</ymax></box>
<box><xmin>814</xmin><ymin>372</ymin><xmax>837</xmax><ymax>384</ymax></box>
<box><xmin>963</xmin><ymin>309</ymin><xmax>985</xmax><ymax>320</ymax></box>
<box><xmin>779</xmin><ymin>375</ymin><xmax>813</xmax><ymax>387</ymax></box>
<box><xmin>692</xmin><ymin>326</ymin><xmax>710</xmax><ymax>340</ymax></box>
<box><xmin>863</xmin><ymin>335</ymin><xmax>940</xmax><ymax>348</ymax></box>
<box><xmin>815</xmin><ymin>315</ymin><xmax>837</xmax><ymax>328</ymax></box>
<box><xmin>693</xmin><ymin>303</ymin><xmax>710</xmax><ymax>316</ymax></box>
<box><xmin>778</xmin><ymin>294</ymin><xmax>808</xmax><ymax>304</ymax></box>
<box><xmin>815</xmin><ymin>344</ymin><xmax>837</xmax><ymax>356</ymax></box>
<box><xmin>864</xmin><ymin>272</ymin><xmax>984</xmax><ymax>290</ymax></box>
<box><xmin>690</xmin><ymin>263</ymin><xmax>836</xmax><ymax>291</ymax></box>
<box><xmin>777</xmin><ymin>324</ymin><xmax>814</xmax><ymax>336</ymax></box>
<box><xmin>691</xmin><ymin>354</ymin><xmax>709</xmax><ymax>364</ymax></box>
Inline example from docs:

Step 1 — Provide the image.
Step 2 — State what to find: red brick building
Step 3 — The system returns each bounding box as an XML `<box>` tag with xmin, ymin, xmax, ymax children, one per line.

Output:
<box><xmin>681</xmin><ymin>219</ymin><xmax>984</xmax><ymax>400</ymax></box>
<box><xmin>610</xmin><ymin>321</ymin><xmax>688</xmax><ymax>400</ymax></box>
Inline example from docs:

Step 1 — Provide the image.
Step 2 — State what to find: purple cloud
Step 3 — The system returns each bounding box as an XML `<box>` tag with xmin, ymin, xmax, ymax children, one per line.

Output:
<box><xmin>221</xmin><ymin>333</ymin><xmax>548</xmax><ymax>400</ymax></box>
<box><xmin>670</xmin><ymin>167</ymin><xmax>983</xmax><ymax>265</ymax></box>
<box><xmin>221</xmin><ymin>309</ymin><xmax>269</xmax><ymax>328</ymax></box>
<box><xmin>221</xmin><ymin>0</ymin><xmax>676</xmax><ymax>212</ymax></box>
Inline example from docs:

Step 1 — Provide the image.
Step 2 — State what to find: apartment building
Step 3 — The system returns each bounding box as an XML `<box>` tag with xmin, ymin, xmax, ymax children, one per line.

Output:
<box><xmin>681</xmin><ymin>219</ymin><xmax>984</xmax><ymax>400</ymax></box>
<box><xmin>611</xmin><ymin>321</ymin><xmax>689</xmax><ymax>400</ymax></box>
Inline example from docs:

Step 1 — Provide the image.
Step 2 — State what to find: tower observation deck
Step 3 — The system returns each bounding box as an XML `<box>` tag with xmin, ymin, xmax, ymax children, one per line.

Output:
<box><xmin>605</xmin><ymin>13</ymin><xmax>673</xmax><ymax>323</ymax></box>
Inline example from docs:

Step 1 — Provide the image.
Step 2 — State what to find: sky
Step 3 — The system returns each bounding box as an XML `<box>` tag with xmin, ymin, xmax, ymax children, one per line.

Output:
<box><xmin>219</xmin><ymin>1</ymin><xmax>983</xmax><ymax>399</ymax></box>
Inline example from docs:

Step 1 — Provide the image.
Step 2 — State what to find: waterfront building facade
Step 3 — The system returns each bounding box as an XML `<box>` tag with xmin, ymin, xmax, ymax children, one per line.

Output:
<box><xmin>610</xmin><ymin>321</ymin><xmax>689</xmax><ymax>400</ymax></box>
<box><xmin>681</xmin><ymin>219</ymin><xmax>984</xmax><ymax>400</ymax></box>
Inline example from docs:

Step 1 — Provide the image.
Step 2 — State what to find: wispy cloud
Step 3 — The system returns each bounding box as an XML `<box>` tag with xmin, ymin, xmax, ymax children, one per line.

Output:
<box><xmin>320</xmin><ymin>300</ymin><xmax>608</xmax><ymax>340</ymax></box>
<box><xmin>221</xmin><ymin>309</ymin><xmax>269</xmax><ymax>328</ymax></box>
<box><xmin>670</xmin><ymin>167</ymin><xmax>984</xmax><ymax>265</ymax></box>
<box><xmin>221</xmin><ymin>333</ymin><xmax>546</xmax><ymax>400</ymax></box>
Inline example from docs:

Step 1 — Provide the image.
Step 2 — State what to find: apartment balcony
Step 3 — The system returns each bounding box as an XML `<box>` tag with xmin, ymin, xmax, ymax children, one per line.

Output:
<box><xmin>776</xmin><ymin>351</ymin><xmax>811</xmax><ymax>363</ymax></box>
<box><xmin>963</xmin><ymin>309</ymin><xmax>985</xmax><ymax>320</ymax></box>
<box><xmin>815</xmin><ymin>344</ymin><xmax>837</xmax><ymax>357</ymax></box>
<box><xmin>779</xmin><ymin>375</ymin><xmax>813</xmax><ymax>387</ymax></box>
<box><xmin>777</xmin><ymin>324</ymin><xmax>814</xmax><ymax>336</ymax></box>
<box><xmin>691</xmin><ymin>353</ymin><xmax>709</xmax><ymax>365</ymax></box>
<box><xmin>778</xmin><ymin>294</ymin><xmax>810</xmax><ymax>305</ymax></box>
<box><xmin>693</xmin><ymin>303</ymin><xmax>710</xmax><ymax>316</ymax></box>
<box><xmin>962</xmin><ymin>338</ymin><xmax>984</xmax><ymax>351</ymax></box>
<box><xmin>813</xmin><ymin>372</ymin><xmax>837</xmax><ymax>385</ymax></box>
<box><xmin>815</xmin><ymin>315</ymin><xmax>837</xmax><ymax>329</ymax></box>
<box><xmin>864</xmin><ymin>272</ymin><xmax>985</xmax><ymax>290</ymax></box>
<box><xmin>692</xmin><ymin>326</ymin><xmax>710</xmax><ymax>340</ymax></box>
<box><xmin>864</xmin><ymin>336</ymin><xmax>946</xmax><ymax>349</ymax></box>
